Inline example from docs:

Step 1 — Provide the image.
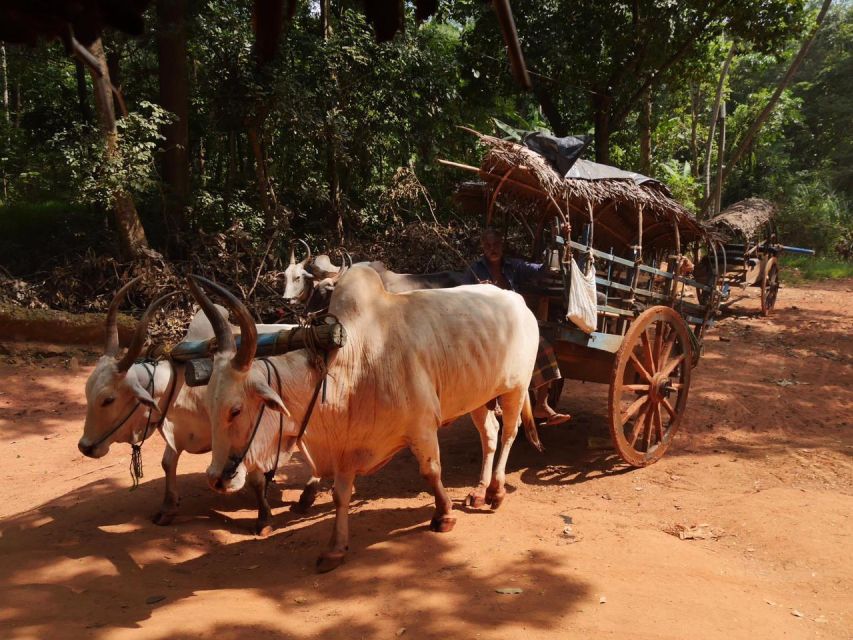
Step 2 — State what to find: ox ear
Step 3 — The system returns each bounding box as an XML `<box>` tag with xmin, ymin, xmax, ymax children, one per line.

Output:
<box><xmin>255</xmin><ymin>382</ymin><xmax>291</xmax><ymax>417</ymax></box>
<box><xmin>300</xmin><ymin>269</ymin><xmax>314</xmax><ymax>279</ymax></box>
<box><xmin>129</xmin><ymin>378</ymin><xmax>159</xmax><ymax>414</ymax></box>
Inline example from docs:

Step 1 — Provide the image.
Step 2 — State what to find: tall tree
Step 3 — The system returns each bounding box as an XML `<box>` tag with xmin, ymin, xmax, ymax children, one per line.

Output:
<box><xmin>460</xmin><ymin>0</ymin><xmax>807</xmax><ymax>165</ymax></box>
<box><xmin>81</xmin><ymin>38</ymin><xmax>150</xmax><ymax>259</ymax></box>
<box><xmin>704</xmin><ymin>0</ymin><xmax>834</xmax><ymax>213</ymax></box>
<box><xmin>157</xmin><ymin>0</ymin><xmax>191</xmax><ymax>249</ymax></box>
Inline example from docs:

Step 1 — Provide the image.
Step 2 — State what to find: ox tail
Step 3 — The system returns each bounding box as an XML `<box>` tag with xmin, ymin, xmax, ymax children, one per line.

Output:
<box><xmin>521</xmin><ymin>393</ymin><xmax>544</xmax><ymax>452</ymax></box>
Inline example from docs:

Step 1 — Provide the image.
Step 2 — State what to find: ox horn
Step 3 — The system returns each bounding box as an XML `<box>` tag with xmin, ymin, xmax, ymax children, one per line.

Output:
<box><xmin>104</xmin><ymin>276</ymin><xmax>142</xmax><ymax>357</ymax></box>
<box><xmin>298</xmin><ymin>239</ymin><xmax>313</xmax><ymax>266</ymax></box>
<box><xmin>188</xmin><ymin>275</ymin><xmax>257</xmax><ymax>372</ymax></box>
<box><xmin>289</xmin><ymin>246</ymin><xmax>296</xmax><ymax>265</ymax></box>
<box><xmin>116</xmin><ymin>290</ymin><xmax>180</xmax><ymax>372</ymax></box>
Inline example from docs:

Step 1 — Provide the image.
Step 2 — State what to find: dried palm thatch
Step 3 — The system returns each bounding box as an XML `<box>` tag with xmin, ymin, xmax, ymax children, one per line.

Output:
<box><xmin>707</xmin><ymin>198</ymin><xmax>776</xmax><ymax>241</ymax></box>
<box><xmin>458</xmin><ymin>133</ymin><xmax>706</xmax><ymax>253</ymax></box>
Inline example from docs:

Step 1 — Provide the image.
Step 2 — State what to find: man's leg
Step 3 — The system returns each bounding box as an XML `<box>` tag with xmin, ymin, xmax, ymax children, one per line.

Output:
<box><xmin>531</xmin><ymin>337</ymin><xmax>571</xmax><ymax>426</ymax></box>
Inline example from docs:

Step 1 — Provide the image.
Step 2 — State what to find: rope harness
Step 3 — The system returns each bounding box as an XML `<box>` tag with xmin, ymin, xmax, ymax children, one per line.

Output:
<box><xmin>221</xmin><ymin>351</ymin><xmax>327</xmax><ymax>483</ymax></box>
<box><xmin>130</xmin><ymin>360</ymin><xmax>178</xmax><ymax>489</ymax></box>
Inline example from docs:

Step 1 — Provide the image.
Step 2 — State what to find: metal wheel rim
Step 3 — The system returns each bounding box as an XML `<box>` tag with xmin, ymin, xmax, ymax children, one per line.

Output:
<box><xmin>608</xmin><ymin>306</ymin><xmax>692</xmax><ymax>467</ymax></box>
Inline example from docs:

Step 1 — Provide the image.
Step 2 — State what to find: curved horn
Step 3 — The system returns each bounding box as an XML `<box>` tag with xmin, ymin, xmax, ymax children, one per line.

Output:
<box><xmin>187</xmin><ymin>276</ymin><xmax>235</xmax><ymax>355</ymax></box>
<box><xmin>190</xmin><ymin>275</ymin><xmax>257</xmax><ymax>372</ymax></box>
<box><xmin>116</xmin><ymin>290</ymin><xmax>180</xmax><ymax>372</ymax></box>
<box><xmin>298</xmin><ymin>239</ymin><xmax>312</xmax><ymax>266</ymax></box>
<box><xmin>289</xmin><ymin>247</ymin><xmax>296</xmax><ymax>265</ymax></box>
<box><xmin>341</xmin><ymin>250</ymin><xmax>353</xmax><ymax>269</ymax></box>
<box><xmin>104</xmin><ymin>276</ymin><xmax>142</xmax><ymax>357</ymax></box>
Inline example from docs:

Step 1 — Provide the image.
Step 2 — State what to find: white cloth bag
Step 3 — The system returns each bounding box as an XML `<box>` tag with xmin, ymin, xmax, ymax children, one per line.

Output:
<box><xmin>566</xmin><ymin>258</ymin><xmax>598</xmax><ymax>333</ymax></box>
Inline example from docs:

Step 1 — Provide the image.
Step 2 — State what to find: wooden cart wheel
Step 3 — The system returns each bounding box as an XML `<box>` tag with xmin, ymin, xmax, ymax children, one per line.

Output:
<box><xmin>608</xmin><ymin>306</ymin><xmax>692</xmax><ymax>467</ymax></box>
<box><xmin>760</xmin><ymin>258</ymin><xmax>779</xmax><ymax>316</ymax></box>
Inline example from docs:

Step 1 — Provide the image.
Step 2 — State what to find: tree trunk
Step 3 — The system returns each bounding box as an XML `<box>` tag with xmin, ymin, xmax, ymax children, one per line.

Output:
<box><xmin>2</xmin><ymin>43</ymin><xmax>8</xmax><ymax>201</ymax></box>
<box><xmin>703</xmin><ymin>40</ymin><xmax>736</xmax><ymax>207</ymax></box>
<box><xmin>73</xmin><ymin>58</ymin><xmax>92</xmax><ymax>122</ymax></box>
<box><xmin>532</xmin><ymin>81</ymin><xmax>568</xmax><ymax>137</ymax></box>
<box><xmin>248</xmin><ymin>122</ymin><xmax>277</xmax><ymax>229</ymax></box>
<box><xmin>1</xmin><ymin>43</ymin><xmax>8</xmax><ymax>127</ymax></box>
<box><xmin>639</xmin><ymin>88</ymin><xmax>652</xmax><ymax>175</ymax></box>
<box><xmin>714</xmin><ymin>98</ymin><xmax>726</xmax><ymax>215</ymax></box>
<box><xmin>157</xmin><ymin>0</ymin><xmax>191</xmax><ymax>251</ymax></box>
<box><xmin>86</xmin><ymin>38</ymin><xmax>150</xmax><ymax>260</ymax></box>
<box><xmin>690</xmin><ymin>83</ymin><xmax>699</xmax><ymax>178</ymax></box>
<box><xmin>322</xmin><ymin>0</ymin><xmax>344</xmax><ymax>241</ymax></box>
<box><xmin>704</xmin><ymin>0</ymin><xmax>834</xmax><ymax>213</ymax></box>
<box><xmin>592</xmin><ymin>93</ymin><xmax>612</xmax><ymax>164</ymax></box>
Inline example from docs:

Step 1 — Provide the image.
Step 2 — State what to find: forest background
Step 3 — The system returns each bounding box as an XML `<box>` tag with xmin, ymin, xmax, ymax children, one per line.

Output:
<box><xmin>1</xmin><ymin>0</ymin><xmax>851</xmax><ymax>316</ymax></box>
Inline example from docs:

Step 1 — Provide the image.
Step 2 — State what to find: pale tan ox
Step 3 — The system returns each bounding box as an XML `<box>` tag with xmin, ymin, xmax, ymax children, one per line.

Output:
<box><xmin>77</xmin><ymin>279</ymin><xmax>299</xmax><ymax>535</ymax></box>
<box><xmin>188</xmin><ymin>265</ymin><xmax>541</xmax><ymax>572</ymax></box>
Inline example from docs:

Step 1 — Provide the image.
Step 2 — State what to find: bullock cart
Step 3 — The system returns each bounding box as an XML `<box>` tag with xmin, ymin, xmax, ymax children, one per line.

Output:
<box><xmin>701</xmin><ymin>198</ymin><xmax>813</xmax><ymax>316</ymax></box>
<box><xmin>442</xmin><ymin>135</ymin><xmax>718</xmax><ymax>466</ymax></box>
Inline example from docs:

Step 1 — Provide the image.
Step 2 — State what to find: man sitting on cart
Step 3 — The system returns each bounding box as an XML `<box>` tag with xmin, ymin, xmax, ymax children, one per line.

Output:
<box><xmin>467</xmin><ymin>228</ymin><xmax>571</xmax><ymax>427</ymax></box>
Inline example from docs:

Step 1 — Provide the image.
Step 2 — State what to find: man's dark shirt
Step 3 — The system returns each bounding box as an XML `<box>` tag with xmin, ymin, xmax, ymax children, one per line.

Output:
<box><xmin>466</xmin><ymin>256</ymin><xmax>546</xmax><ymax>292</ymax></box>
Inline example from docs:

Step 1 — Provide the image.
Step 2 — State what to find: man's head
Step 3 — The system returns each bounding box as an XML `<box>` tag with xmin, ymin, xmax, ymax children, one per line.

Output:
<box><xmin>481</xmin><ymin>228</ymin><xmax>504</xmax><ymax>265</ymax></box>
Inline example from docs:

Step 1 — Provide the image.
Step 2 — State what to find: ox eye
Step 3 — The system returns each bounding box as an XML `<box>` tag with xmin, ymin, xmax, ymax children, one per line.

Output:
<box><xmin>101</xmin><ymin>397</ymin><xmax>115</xmax><ymax>407</ymax></box>
<box><xmin>229</xmin><ymin>406</ymin><xmax>242</xmax><ymax>419</ymax></box>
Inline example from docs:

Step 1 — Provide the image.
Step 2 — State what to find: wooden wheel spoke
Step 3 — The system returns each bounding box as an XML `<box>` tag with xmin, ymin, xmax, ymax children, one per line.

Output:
<box><xmin>629</xmin><ymin>404</ymin><xmax>651</xmax><ymax>448</ymax></box>
<box><xmin>661</xmin><ymin>397</ymin><xmax>677</xmax><ymax>419</ymax></box>
<box><xmin>623</xmin><ymin>383</ymin><xmax>650</xmax><ymax>392</ymax></box>
<box><xmin>642</xmin><ymin>403</ymin><xmax>655</xmax><ymax>451</ymax></box>
<box><xmin>659</xmin><ymin>331</ymin><xmax>677</xmax><ymax>366</ymax></box>
<box><xmin>628</xmin><ymin>353</ymin><xmax>654</xmax><ymax>383</ymax></box>
<box><xmin>652</xmin><ymin>321</ymin><xmax>665</xmax><ymax>369</ymax></box>
<box><xmin>659</xmin><ymin>353</ymin><xmax>685</xmax><ymax>378</ymax></box>
<box><xmin>654</xmin><ymin>403</ymin><xmax>664</xmax><ymax>443</ymax></box>
<box><xmin>640</xmin><ymin>330</ymin><xmax>656</xmax><ymax>372</ymax></box>
<box><xmin>620</xmin><ymin>394</ymin><xmax>648</xmax><ymax>424</ymax></box>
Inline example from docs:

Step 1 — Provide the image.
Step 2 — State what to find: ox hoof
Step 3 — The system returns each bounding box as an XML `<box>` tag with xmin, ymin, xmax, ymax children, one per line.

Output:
<box><xmin>488</xmin><ymin>493</ymin><xmax>506</xmax><ymax>509</ymax></box>
<box><xmin>429</xmin><ymin>515</ymin><xmax>457</xmax><ymax>533</ymax></box>
<box><xmin>316</xmin><ymin>551</ymin><xmax>346</xmax><ymax>573</ymax></box>
<box><xmin>465</xmin><ymin>492</ymin><xmax>486</xmax><ymax>509</ymax></box>
<box><xmin>255</xmin><ymin>522</ymin><xmax>274</xmax><ymax>537</ymax></box>
<box><xmin>291</xmin><ymin>493</ymin><xmax>316</xmax><ymax>515</ymax></box>
<box><xmin>151</xmin><ymin>511</ymin><xmax>176</xmax><ymax>526</ymax></box>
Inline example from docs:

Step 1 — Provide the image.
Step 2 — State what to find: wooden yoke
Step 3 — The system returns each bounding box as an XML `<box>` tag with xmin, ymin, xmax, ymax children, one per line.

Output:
<box><xmin>171</xmin><ymin>322</ymin><xmax>347</xmax><ymax>386</ymax></box>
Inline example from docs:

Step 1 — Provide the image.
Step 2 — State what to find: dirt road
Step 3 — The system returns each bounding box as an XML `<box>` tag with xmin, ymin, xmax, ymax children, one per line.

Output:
<box><xmin>1</xmin><ymin>280</ymin><xmax>851</xmax><ymax>639</ymax></box>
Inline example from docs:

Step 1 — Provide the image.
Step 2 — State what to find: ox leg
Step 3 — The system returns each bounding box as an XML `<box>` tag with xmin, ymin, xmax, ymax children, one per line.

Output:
<box><xmin>248</xmin><ymin>468</ymin><xmax>274</xmax><ymax>537</ymax></box>
<box><xmin>465</xmin><ymin>406</ymin><xmax>499</xmax><ymax>509</ymax></box>
<box><xmin>486</xmin><ymin>389</ymin><xmax>523</xmax><ymax>509</ymax></box>
<box><xmin>152</xmin><ymin>446</ymin><xmax>181</xmax><ymax>526</ymax></box>
<box><xmin>292</xmin><ymin>476</ymin><xmax>321</xmax><ymax>514</ymax></box>
<box><xmin>317</xmin><ymin>471</ymin><xmax>355</xmax><ymax>573</ymax></box>
<box><xmin>410</xmin><ymin>428</ymin><xmax>456</xmax><ymax>533</ymax></box>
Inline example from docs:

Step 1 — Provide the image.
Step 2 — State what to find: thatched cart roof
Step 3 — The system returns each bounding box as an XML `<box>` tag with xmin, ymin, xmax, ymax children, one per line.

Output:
<box><xmin>706</xmin><ymin>198</ymin><xmax>776</xmax><ymax>240</ymax></box>
<box><xmin>448</xmin><ymin>134</ymin><xmax>706</xmax><ymax>254</ymax></box>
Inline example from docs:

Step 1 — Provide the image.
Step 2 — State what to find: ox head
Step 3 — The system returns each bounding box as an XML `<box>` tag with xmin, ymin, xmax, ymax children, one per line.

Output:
<box><xmin>282</xmin><ymin>239</ymin><xmax>314</xmax><ymax>304</ymax></box>
<box><xmin>187</xmin><ymin>275</ymin><xmax>290</xmax><ymax>494</ymax></box>
<box><xmin>78</xmin><ymin>279</ymin><xmax>176</xmax><ymax>458</ymax></box>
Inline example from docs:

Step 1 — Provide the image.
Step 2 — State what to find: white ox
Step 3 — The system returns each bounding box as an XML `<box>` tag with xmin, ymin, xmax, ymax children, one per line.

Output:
<box><xmin>281</xmin><ymin>241</ymin><xmax>467</xmax><ymax>311</ymax></box>
<box><xmin>77</xmin><ymin>279</ymin><xmax>302</xmax><ymax>534</ymax></box>
<box><xmin>188</xmin><ymin>265</ymin><xmax>541</xmax><ymax>572</ymax></box>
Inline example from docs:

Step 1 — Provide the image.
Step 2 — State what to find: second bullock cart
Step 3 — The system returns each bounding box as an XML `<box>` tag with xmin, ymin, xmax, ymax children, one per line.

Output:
<box><xmin>443</xmin><ymin>135</ymin><xmax>719</xmax><ymax>467</ymax></box>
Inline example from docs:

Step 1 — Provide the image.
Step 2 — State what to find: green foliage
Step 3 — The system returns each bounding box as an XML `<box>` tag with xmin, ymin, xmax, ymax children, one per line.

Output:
<box><xmin>50</xmin><ymin>102</ymin><xmax>173</xmax><ymax>209</ymax></box>
<box><xmin>0</xmin><ymin>0</ymin><xmax>848</xmax><ymax>272</ymax></box>
<box><xmin>781</xmin><ymin>254</ymin><xmax>853</xmax><ymax>282</ymax></box>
